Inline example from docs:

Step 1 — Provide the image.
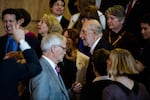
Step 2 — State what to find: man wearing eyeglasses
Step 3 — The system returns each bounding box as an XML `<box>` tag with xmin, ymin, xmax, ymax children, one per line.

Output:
<box><xmin>80</xmin><ymin>19</ymin><xmax>113</xmax><ymax>84</ymax></box>
<box><xmin>30</xmin><ymin>33</ymin><xmax>82</xmax><ymax>100</ymax></box>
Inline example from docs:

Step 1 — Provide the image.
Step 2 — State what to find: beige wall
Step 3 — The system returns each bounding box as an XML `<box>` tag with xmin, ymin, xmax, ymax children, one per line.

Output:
<box><xmin>0</xmin><ymin>0</ymin><xmax>71</xmax><ymax>36</ymax></box>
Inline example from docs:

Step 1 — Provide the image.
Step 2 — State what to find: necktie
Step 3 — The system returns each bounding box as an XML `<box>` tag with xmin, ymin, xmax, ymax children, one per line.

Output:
<box><xmin>55</xmin><ymin>66</ymin><xmax>60</xmax><ymax>75</ymax></box>
<box><xmin>6</xmin><ymin>36</ymin><xmax>18</xmax><ymax>53</ymax></box>
<box><xmin>126</xmin><ymin>0</ymin><xmax>134</xmax><ymax>16</ymax></box>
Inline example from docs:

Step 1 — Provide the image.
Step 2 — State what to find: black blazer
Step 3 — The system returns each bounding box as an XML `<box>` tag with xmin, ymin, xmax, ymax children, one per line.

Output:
<box><xmin>60</xmin><ymin>16</ymin><xmax>69</xmax><ymax>30</ymax></box>
<box><xmin>86</xmin><ymin>37</ymin><xmax>113</xmax><ymax>84</ymax></box>
<box><xmin>80</xmin><ymin>80</ymin><xmax>113</xmax><ymax>100</ymax></box>
<box><xmin>0</xmin><ymin>49</ymin><xmax>42</xmax><ymax>100</ymax></box>
<box><xmin>125</xmin><ymin>0</ymin><xmax>150</xmax><ymax>46</ymax></box>
<box><xmin>0</xmin><ymin>35</ymin><xmax>41</xmax><ymax>62</ymax></box>
<box><xmin>99</xmin><ymin>0</ymin><xmax>128</xmax><ymax>13</ymax></box>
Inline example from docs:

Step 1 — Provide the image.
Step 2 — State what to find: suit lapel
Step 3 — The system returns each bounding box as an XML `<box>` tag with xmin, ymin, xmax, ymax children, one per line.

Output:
<box><xmin>57</xmin><ymin>75</ymin><xmax>69</xmax><ymax>97</ymax></box>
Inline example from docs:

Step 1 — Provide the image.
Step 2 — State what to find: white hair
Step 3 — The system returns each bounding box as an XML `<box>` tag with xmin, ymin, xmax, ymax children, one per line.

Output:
<box><xmin>41</xmin><ymin>33</ymin><xmax>66</xmax><ymax>52</ymax></box>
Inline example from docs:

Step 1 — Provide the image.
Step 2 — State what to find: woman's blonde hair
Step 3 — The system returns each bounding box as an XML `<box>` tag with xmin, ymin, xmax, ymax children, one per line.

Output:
<box><xmin>42</xmin><ymin>13</ymin><xmax>63</xmax><ymax>33</ymax></box>
<box><xmin>108</xmin><ymin>48</ymin><xmax>138</xmax><ymax>76</ymax></box>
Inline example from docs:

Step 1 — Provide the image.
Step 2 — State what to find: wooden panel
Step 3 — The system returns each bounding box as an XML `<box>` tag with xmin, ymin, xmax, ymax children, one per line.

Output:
<box><xmin>0</xmin><ymin>0</ymin><xmax>71</xmax><ymax>36</ymax></box>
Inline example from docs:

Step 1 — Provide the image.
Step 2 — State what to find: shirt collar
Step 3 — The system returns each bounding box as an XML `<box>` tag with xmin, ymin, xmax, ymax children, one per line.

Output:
<box><xmin>90</xmin><ymin>36</ymin><xmax>102</xmax><ymax>55</ymax></box>
<box><xmin>56</xmin><ymin>15</ymin><xmax>62</xmax><ymax>22</ymax></box>
<box><xmin>42</xmin><ymin>55</ymin><xmax>58</xmax><ymax>75</ymax></box>
<box><xmin>93</xmin><ymin>75</ymin><xmax>110</xmax><ymax>82</ymax></box>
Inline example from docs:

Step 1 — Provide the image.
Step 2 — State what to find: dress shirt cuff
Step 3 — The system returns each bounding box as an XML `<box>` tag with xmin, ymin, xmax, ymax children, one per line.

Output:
<box><xmin>19</xmin><ymin>39</ymin><xmax>31</xmax><ymax>51</ymax></box>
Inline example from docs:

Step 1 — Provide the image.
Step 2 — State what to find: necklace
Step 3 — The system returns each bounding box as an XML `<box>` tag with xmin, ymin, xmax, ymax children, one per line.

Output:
<box><xmin>108</xmin><ymin>31</ymin><xmax>126</xmax><ymax>47</ymax></box>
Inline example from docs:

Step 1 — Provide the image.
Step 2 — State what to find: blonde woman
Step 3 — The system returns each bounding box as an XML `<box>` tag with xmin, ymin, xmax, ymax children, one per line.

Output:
<box><xmin>102</xmin><ymin>48</ymin><xmax>150</xmax><ymax>100</ymax></box>
<box><xmin>37</xmin><ymin>13</ymin><xmax>63</xmax><ymax>41</ymax></box>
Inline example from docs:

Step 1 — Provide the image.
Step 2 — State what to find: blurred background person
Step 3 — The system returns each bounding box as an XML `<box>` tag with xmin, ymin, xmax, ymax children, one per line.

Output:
<box><xmin>68</xmin><ymin>0</ymin><xmax>105</xmax><ymax>30</ymax></box>
<box><xmin>37</xmin><ymin>13</ymin><xmax>63</xmax><ymax>41</ymax></box>
<box><xmin>0</xmin><ymin>8</ymin><xmax>41</xmax><ymax>62</ymax></box>
<box><xmin>59</xmin><ymin>28</ymin><xmax>89</xmax><ymax>100</ymax></box>
<box><xmin>134</xmin><ymin>13</ymin><xmax>150</xmax><ymax>93</ymax></box>
<box><xmin>49</xmin><ymin>0</ymin><xmax>69</xmax><ymax>29</ymax></box>
<box><xmin>59</xmin><ymin>28</ymin><xmax>89</xmax><ymax>89</ymax></box>
<box><xmin>104</xmin><ymin>5</ymin><xmax>141</xmax><ymax>59</ymax></box>
<box><xmin>97</xmin><ymin>0</ymin><xmax>128</xmax><ymax>14</ymax></box>
<box><xmin>15</xmin><ymin>8</ymin><xmax>36</xmax><ymax>38</ymax></box>
<box><xmin>125</xmin><ymin>0</ymin><xmax>150</xmax><ymax>48</ymax></box>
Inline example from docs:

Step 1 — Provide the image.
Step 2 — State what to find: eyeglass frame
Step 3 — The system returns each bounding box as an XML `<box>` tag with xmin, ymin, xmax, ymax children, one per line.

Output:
<box><xmin>54</xmin><ymin>45</ymin><xmax>67</xmax><ymax>51</ymax></box>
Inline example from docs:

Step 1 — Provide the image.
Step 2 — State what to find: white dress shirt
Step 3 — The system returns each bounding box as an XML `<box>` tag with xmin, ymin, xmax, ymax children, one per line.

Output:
<box><xmin>42</xmin><ymin>55</ymin><xmax>58</xmax><ymax>76</ymax></box>
<box><xmin>19</xmin><ymin>39</ymin><xmax>31</xmax><ymax>51</ymax></box>
<box><xmin>90</xmin><ymin>36</ymin><xmax>102</xmax><ymax>55</ymax></box>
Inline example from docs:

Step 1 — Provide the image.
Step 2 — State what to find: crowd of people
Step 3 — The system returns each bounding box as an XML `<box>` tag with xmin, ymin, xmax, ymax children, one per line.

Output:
<box><xmin>0</xmin><ymin>0</ymin><xmax>150</xmax><ymax>100</ymax></box>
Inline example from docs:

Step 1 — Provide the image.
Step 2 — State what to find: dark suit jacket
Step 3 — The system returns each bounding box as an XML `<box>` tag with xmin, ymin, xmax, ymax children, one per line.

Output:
<box><xmin>125</xmin><ymin>0</ymin><xmax>150</xmax><ymax>47</ymax></box>
<box><xmin>102</xmin><ymin>81</ymin><xmax>150</xmax><ymax>100</ymax></box>
<box><xmin>59</xmin><ymin>58</ymin><xmax>77</xmax><ymax>89</ymax></box>
<box><xmin>99</xmin><ymin>0</ymin><xmax>128</xmax><ymax>13</ymax></box>
<box><xmin>104</xmin><ymin>28</ymin><xmax>141</xmax><ymax>59</ymax></box>
<box><xmin>138</xmin><ymin>41</ymin><xmax>150</xmax><ymax>93</ymax></box>
<box><xmin>60</xmin><ymin>16</ymin><xmax>69</xmax><ymax>29</ymax></box>
<box><xmin>80</xmin><ymin>80</ymin><xmax>113</xmax><ymax>100</ymax></box>
<box><xmin>0</xmin><ymin>49</ymin><xmax>42</xmax><ymax>100</ymax></box>
<box><xmin>0</xmin><ymin>35</ymin><xmax>41</xmax><ymax>62</ymax></box>
<box><xmin>86</xmin><ymin>37</ymin><xmax>113</xmax><ymax>84</ymax></box>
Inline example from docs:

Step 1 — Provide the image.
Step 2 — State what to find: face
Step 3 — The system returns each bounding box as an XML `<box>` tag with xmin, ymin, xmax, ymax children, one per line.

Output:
<box><xmin>63</xmin><ymin>31</ymin><xmax>73</xmax><ymax>49</ymax></box>
<box><xmin>2</xmin><ymin>14</ymin><xmax>17</xmax><ymax>34</ymax></box>
<box><xmin>141</xmin><ymin>23</ymin><xmax>150</xmax><ymax>39</ymax></box>
<box><xmin>54</xmin><ymin>40</ymin><xmax>66</xmax><ymax>63</ymax></box>
<box><xmin>106</xmin><ymin>14</ymin><xmax>123</xmax><ymax>31</ymax></box>
<box><xmin>50</xmin><ymin>0</ymin><xmax>64</xmax><ymax>16</ymax></box>
<box><xmin>80</xmin><ymin>23</ymin><xmax>95</xmax><ymax>47</ymax></box>
<box><xmin>37</xmin><ymin>19</ymin><xmax>49</xmax><ymax>37</ymax></box>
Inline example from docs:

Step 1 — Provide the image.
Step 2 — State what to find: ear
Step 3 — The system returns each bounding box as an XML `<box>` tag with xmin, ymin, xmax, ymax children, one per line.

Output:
<box><xmin>120</xmin><ymin>17</ymin><xmax>125</xmax><ymax>25</ymax></box>
<box><xmin>75</xmin><ymin>38</ymin><xmax>79</xmax><ymax>45</ymax></box>
<box><xmin>18</xmin><ymin>18</ymin><xmax>24</xmax><ymax>26</ymax></box>
<box><xmin>92</xmin><ymin>63</ymin><xmax>97</xmax><ymax>76</ymax></box>
<box><xmin>51</xmin><ymin>46</ymin><xmax>56</xmax><ymax>54</ymax></box>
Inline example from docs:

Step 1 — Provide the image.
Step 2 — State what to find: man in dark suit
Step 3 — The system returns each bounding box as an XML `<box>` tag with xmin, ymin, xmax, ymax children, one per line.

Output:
<box><xmin>0</xmin><ymin>24</ymin><xmax>42</xmax><ymax>100</ymax></box>
<box><xmin>80</xmin><ymin>49</ymin><xmax>113</xmax><ymax>100</ymax></box>
<box><xmin>49</xmin><ymin>0</ymin><xmax>69</xmax><ymax>29</ymax></box>
<box><xmin>125</xmin><ymin>0</ymin><xmax>150</xmax><ymax>47</ymax></box>
<box><xmin>96</xmin><ymin>0</ymin><xmax>128</xmax><ymax>13</ymax></box>
<box><xmin>0</xmin><ymin>8</ymin><xmax>41</xmax><ymax>62</ymax></box>
<box><xmin>80</xmin><ymin>19</ymin><xmax>113</xmax><ymax>84</ymax></box>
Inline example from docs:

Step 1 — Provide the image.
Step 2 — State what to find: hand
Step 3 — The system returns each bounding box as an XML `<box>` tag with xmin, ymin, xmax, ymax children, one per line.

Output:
<box><xmin>12</xmin><ymin>24</ymin><xmax>25</xmax><ymax>43</ymax></box>
<box><xmin>3</xmin><ymin>51</ymin><xmax>16</xmax><ymax>60</ymax></box>
<box><xmin>71</xmin><ymin>81</ymin><xmax>82</xmax><ymax>94</ymax></box>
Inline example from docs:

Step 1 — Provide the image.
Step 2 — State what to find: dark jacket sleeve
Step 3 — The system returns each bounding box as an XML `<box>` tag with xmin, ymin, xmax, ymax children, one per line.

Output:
<box><xmin>16</xmin><ymin>49</ymin><xmax>42</xmax><ymax>80</ymax></box>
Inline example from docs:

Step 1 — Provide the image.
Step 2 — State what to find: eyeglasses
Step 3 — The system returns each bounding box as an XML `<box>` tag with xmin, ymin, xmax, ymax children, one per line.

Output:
<box><xmin>55</xmin><ymin>45</ymin><xmax>66</xmax><ymax>51</ymax></box>
<box><xmin>53</xmin><ymin>3</ymin><xmax>64</xmax><ymax>7</ymax></box>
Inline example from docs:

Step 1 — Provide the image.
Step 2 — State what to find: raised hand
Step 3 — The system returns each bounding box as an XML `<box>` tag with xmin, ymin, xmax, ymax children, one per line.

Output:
<box><xmin>12</xmin><ymin>24</ymin><xmax>25</xmax><ymax>43</ymax></box>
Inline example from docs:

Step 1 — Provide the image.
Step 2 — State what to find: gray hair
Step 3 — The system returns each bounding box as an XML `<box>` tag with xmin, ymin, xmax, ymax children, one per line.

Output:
<box><xmin>88</xmin><ymin>19</ymin><xmax>103</xmax><ymax>35</ymax></box>
<box><xmin>41</xmin><ymin>33</ymin><xmax>66</xmax><ymax>52</ymax></box>
<box><xmin>105</xmin><ymin>5</ymin><xmax>125</xmax><ymax>21</ymax></box>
